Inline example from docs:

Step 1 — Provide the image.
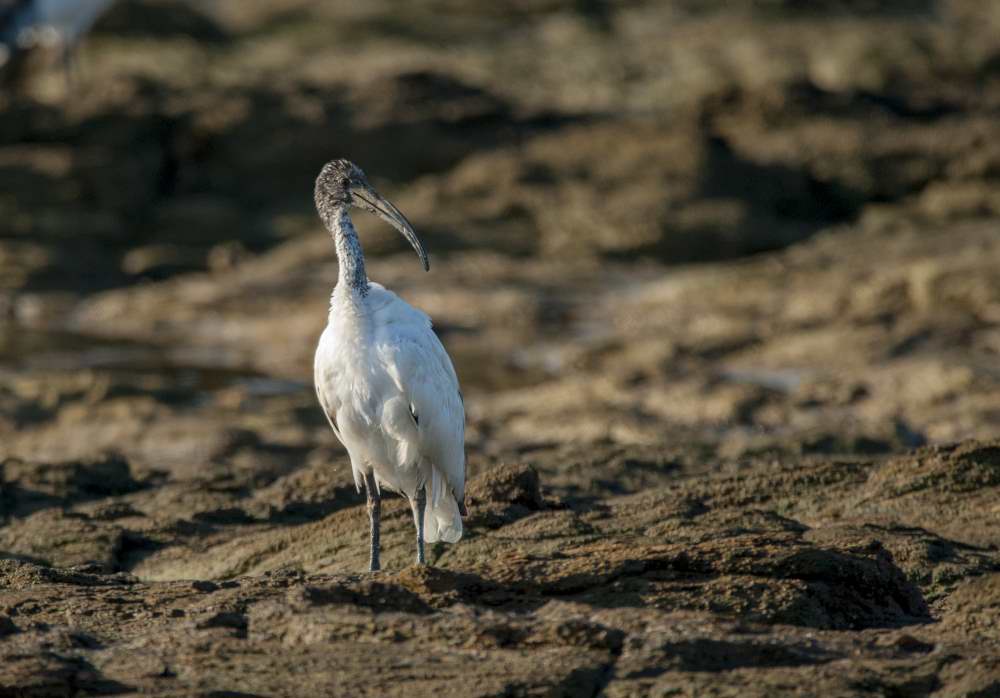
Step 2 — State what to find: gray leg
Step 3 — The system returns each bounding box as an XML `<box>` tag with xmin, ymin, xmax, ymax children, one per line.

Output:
<box><xmin>61</xmin><ymin>43</ymin><xmax>77</xmax><ymax>94</ymax></box>
<box><xmin>364</xmin><ymin>471</ymin><xmax>381</xmax><ymax>572</ymax></box>
<box><xmin>410</xmin><ymin>486</ymin><xmax>426</xmax><ymax>565</ymax></box>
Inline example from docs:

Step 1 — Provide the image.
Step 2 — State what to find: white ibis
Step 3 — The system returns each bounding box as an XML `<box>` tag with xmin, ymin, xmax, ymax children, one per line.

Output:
<box><xmin>0</xmin><ymin>0</ymin><xmax>115</xmax><ymax>88</ymax></box>
<box><xmin>312</xmin><ymin>159</ymin><xmax>466</xmax><ymax>572</ymax></box>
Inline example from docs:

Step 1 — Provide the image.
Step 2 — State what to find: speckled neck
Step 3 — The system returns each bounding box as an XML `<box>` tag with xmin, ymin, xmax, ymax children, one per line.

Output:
<box><xmin>325</xmin><ymin>207</ymin><xmax>368</xmax><ymax>298</ymax></box>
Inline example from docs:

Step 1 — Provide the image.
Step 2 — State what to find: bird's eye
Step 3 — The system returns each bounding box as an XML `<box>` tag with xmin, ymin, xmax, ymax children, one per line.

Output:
<box><xmin>342</xmin><ymin>177</ymin><xmax>351</xmax><ymax>189</ymax></box>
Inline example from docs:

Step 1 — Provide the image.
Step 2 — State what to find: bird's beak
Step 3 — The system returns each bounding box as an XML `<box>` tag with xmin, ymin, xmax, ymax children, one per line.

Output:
<box><xmin>352</xmin><ymin>184</ymin><xmax>429</xmax><ymax>271</ymax></box>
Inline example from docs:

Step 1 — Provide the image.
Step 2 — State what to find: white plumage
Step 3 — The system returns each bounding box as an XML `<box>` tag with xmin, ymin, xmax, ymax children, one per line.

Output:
<box><xmin>312</xmin><ymin>159</ymin><xmax>466</xmax><ymax>571</ymax></box>
<box><xmin>315</xmin><ymin>282</ymin><xmax>465</xmax><ymax>543</ymax></box>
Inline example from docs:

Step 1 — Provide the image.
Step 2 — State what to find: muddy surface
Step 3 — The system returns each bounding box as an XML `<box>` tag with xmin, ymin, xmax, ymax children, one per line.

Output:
<box><xmin>2</xmin><ymin>1</ymin><xmax>1000</xmax><ymax>696</ymax></box>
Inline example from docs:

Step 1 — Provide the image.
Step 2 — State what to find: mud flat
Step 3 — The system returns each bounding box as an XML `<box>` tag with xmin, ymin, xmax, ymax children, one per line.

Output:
<box><xmin>2</xmin><ymin>1</ymin><xmax>1000</xmax><ymax>695</ymax></box>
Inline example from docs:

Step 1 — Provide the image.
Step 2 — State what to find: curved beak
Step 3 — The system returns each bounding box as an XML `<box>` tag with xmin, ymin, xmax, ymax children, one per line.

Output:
<box><xmin>352</xmin><ymin>184</ymin><xmax>429</xmax><ymax>271</ymax></box>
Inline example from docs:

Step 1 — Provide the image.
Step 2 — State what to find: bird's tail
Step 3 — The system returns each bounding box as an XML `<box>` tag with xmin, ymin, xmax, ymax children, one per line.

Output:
<box><xmin>423</xmin><ymin>470</ymin><xmax>463</xmax><ymax>543</ymax></box>
<box><xmin>424</xmin><ymin>493</ymin><xmax>462</xmax><ymax>543</ymax></box>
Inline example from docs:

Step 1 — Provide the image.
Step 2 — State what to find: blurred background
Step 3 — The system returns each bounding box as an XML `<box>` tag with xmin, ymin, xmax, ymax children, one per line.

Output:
<box><xmin>4</xmin><ymin>4</ymin><xmax>1000</xmax><ymax>692</ymax></box>
<box><xmin>1</xmin><ymin>0</ymin><xmax>999</xmax><ymax>530</ymax></box>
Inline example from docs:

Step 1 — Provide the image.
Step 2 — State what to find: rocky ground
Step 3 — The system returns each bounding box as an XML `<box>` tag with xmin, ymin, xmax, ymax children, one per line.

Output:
<box><xmin>1</xmin><ymin>0</ymin><xmax>1000</xmax><ymax>696</ymax></box>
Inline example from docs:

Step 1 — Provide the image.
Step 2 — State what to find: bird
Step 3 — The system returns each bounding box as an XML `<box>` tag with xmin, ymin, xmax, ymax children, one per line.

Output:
<box><xmin>312</xmin><ymin>159</ymin><xmax>466</xmax><ymax>572</ymax></box>
<box><xmin>0</xmin><ymin>0</ymin><xmax>115</xmax><ymax>91</ymax></box>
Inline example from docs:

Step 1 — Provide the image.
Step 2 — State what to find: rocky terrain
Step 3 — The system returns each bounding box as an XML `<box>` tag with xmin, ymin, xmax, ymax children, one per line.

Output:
<box><xmin>1</xmin><ymin>0</ymin><xmax>999</xmax><ymax>695</ymax></box>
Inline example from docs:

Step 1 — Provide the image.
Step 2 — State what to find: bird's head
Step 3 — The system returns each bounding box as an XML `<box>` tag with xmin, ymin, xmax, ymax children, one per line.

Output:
<box><xmin>315</xmin><ymin>159</ymin><xmax>429</xmax><ymax>271</ymax></box>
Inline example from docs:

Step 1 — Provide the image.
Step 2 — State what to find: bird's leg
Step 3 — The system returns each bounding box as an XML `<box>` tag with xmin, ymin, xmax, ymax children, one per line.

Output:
<box><xmin>410</xmin><ymin>486</ymin><xmax>426</xmax><ymax>565</ymax></box>
<box><xmin>364</xmin><ymin>471</ymin><xmax>381</xmax><ymax>572</ymax></box>
<box><xmin>61</xmin><ymin>42</ymin><xmax>78</xmax><ymax>95</ymax></box>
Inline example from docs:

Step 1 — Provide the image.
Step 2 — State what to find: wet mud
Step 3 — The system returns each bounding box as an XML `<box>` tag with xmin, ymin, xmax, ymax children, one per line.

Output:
<box><xmin>1</xmin><ymin>1</ymin><xmax>999</xmax><ymax>695</ymax></box>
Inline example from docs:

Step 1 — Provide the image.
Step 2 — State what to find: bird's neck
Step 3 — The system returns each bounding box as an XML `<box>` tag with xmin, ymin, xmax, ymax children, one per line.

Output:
<box><xmin>327</xmin><ymin>207</ymin><xmax>369</xmax><ymax>300</ymax></box>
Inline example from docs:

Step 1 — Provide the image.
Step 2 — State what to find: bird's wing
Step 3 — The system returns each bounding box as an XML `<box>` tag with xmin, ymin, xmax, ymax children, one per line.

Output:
<box><xmin>371</xmin><ymin>287</ymin><xmax>465</xmax><ymax>504</ymax></box>
<box><xmin>315</xmin><ymin>350</ymin><xmax>372</xmax><ymax>493</ymax></box>
<box><xmin>314</xmin><ymin>377</ymin><xmax>342</xmax><ymax>443</ymax></box>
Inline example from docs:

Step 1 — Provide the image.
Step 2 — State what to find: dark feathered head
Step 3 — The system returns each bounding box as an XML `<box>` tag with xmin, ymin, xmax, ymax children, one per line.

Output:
<box><xmin>314</xmin><ymin>159</ymin><xmax>428</xmax><ymax>271</ymax></box>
